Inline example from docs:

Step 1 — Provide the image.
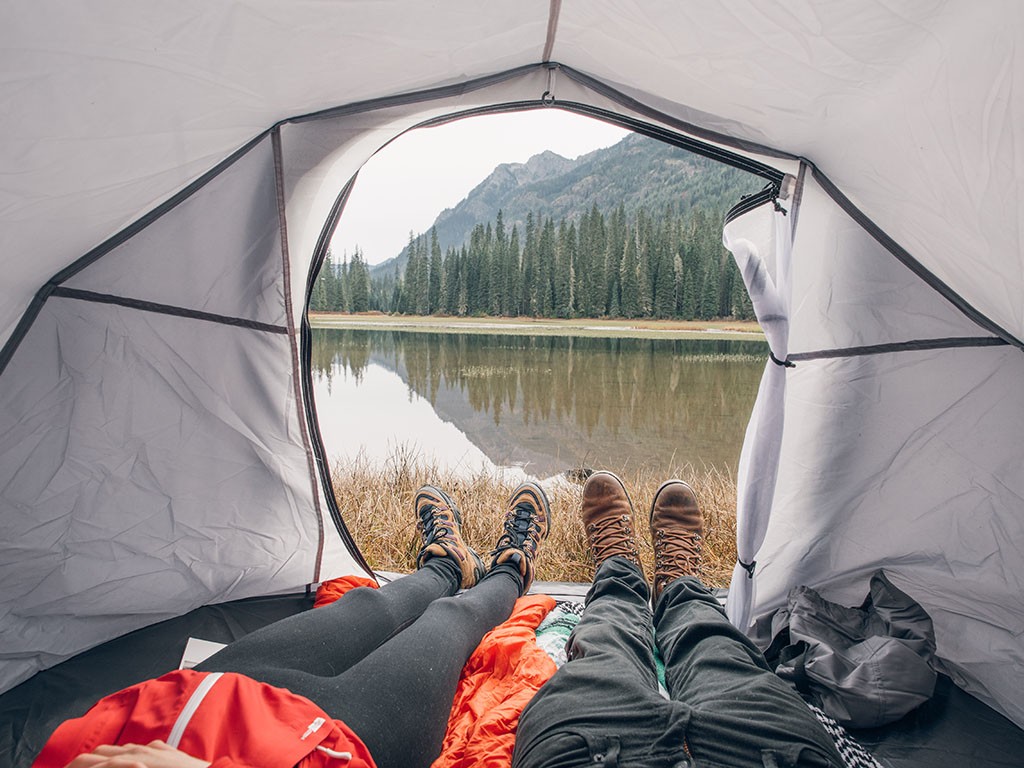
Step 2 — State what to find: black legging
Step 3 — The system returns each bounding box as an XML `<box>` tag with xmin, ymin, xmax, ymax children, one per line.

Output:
<box><xmin>196</xmin><ymin>559</ymin><xmax>522</xmax><ymax>768</ymax></box>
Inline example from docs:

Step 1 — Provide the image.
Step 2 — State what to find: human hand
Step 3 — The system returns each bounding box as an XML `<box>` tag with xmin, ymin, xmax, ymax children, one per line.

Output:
<box><xmin>65</xmin><ymin>740</ymin><xmax>212</xmax><ymax>768</ymax></box>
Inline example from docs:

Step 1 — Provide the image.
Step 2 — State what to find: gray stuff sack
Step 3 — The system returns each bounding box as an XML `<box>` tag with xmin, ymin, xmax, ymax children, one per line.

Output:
<box><xmin>762</xmin><ymin>570</ymin><xmax>937</xmax><ymax>729</ymax></box>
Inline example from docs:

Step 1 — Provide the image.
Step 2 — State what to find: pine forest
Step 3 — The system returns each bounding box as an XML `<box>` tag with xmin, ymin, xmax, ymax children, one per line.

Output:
<box><xmin>312</xmin><ymin>202</ymin><xmax>755</xmax><ymax>321</ymax></box>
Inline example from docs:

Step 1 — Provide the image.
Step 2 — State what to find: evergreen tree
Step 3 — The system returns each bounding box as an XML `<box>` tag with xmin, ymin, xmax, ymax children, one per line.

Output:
<box><xmin>537</xmin><ymin>217</ymin><xmax>557</xmax><ymax>316</ymax></box>
<box><xmin>554</xmin><ymin>220</ymin><xmax>574</xmax><ymax>318</ymax></box>
<box><xmin>369</xmin><ymin>194</ymin><xmax>755</xmax><ymax>323</ymax></box>
<box><xmin>311</xmin><ymin>250</ymin><xmax>332</xmax><ymax>311</ymax></box>
<box><xmin>429</xmin><ymin>228</ymin><xmax>442</xmax><ymax>314</ymax></box>
<box><xmin>619</xmin><ymin>231</ymin><xmax>641</xmax><ymax>318</ymax></box>
<box><xmin>414</xmin><ymin>236</ymin><xmax>430</xmax><ymax>315</ymax></box>
<box><xmin>681</xmin><ymin>264</ymin><xmax>696</xmax><ymax>320</ymax></box>
<box><xmin>606</xmin><ymin>204</ymin><xmax>627</xmax><ymax>316</ymax></box>
<box><xmin>521</xmin><ymin>213</ymin><xmax>538</xmax><ymax>315</ymax></box>
<box><xmin>581</xmin><ymin>204</ymin><xmax>607</xmax><ymax>317</ymax></box>
<box><xmin>349</xmin><ymin>249</ymin><xmax>370</xmax><ymax>312</ymax></box>
<box><xmin>441</xmin><ymin>246</ymin><xmax>458</xmax><ymax>315</ymax></box>
<box><xmin>508</xmin><ymin>225</ymin><xmax>522</xmax><ymax>316</ymax></box>
<box><xmin>338</xmin><ymin>254</ymin><xmax>350</xmax><ymax>312</ymax></box>
<box><xmin>390</xmin><ymin>266</ymin><xmax>403</xmax><ymax>312</ymax></box>
<box><xmin>653</xmin><ymin>240</ymin><xmax>675</xmax><ymax>318</ymax></box>
<box><xmin>456</xmin><ymin>246</ymin><xmax>469</xmax><ymax>316</ymax></box>
<box><xmin>398</xmin><ymin>232</ymin><xmax>416</xmax><ymax>314</ymax></box>
<box><xmin>699</xmin><ymin>255</ymin><xmax>720</xmax><ymax>319</ymax></box>
<box><xmin>491</xmin><ymin>211</ymin><xmax>507</xmax><ymax>316</ymax></box>
<box><xmin>671</xmin><ymin>251</ymin><xmax>684</xmax><ymax>317</ymax></box>
<box><xmin>636</xmin><ymin>216</ymin><xmax>653</xmax><ymax>316</ymax></box>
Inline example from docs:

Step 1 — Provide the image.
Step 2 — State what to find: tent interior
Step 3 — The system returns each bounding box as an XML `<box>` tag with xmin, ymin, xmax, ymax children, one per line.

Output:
<box><xmin>2</xmin><ymin>3</ymin><xmax>1023</xmax><ymax>766</ymax></box>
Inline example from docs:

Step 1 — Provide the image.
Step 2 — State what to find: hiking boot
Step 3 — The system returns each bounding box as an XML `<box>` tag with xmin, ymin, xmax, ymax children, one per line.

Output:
<box><xmin>415</xmin><ymin>485</ymin><xmax>485</xmax><ymax>589</ymax></box>
<box><xmin>489</xmin><ymin>482</ymin><xmax>551</xmax><ymax>594</ymax></box>
<box><xmin>649</xmin><ymin>479</ymin><xmax>704</xmax><ymax>602</ymax></box>
<box><xmin>580</xmin><ymin>471</ymin><xmax>643</xmax><ymax>573</ymax></box>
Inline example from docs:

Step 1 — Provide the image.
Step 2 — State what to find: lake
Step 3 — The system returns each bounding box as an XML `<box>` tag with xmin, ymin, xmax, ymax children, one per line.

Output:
<box><xmin>310</xmin><ymin>328</ymin><xmax>768</xmax><ymax>480</ymax></box>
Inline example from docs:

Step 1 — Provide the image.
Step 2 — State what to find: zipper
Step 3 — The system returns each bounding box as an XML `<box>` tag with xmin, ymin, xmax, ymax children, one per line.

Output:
<box><xmin>725</xmin><ymin>181</ymin><xmax>782</xmax><ymax>224</ymax></box>
<box><xmin>300</xmin><ymin>177</ymin><xmax>374</xmax><ymax>578</ymax></box>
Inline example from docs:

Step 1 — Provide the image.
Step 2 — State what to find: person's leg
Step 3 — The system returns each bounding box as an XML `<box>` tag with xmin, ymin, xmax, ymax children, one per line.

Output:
<box><xmin>514</xmin><ymin>557</ymin><xmax>684</xmax><ymax>768</ymax></box>
<box><xmin>328</xmin><ymin>563</ymin><xmax>522</xmax><ymax>767</ymax></box>
<box><xmin>323</xmin><ymin>481</ymin><xmax>550</xmax><ymax>768</ymax></box>
<box><xmin>210</xmin><ymin>482</ymin><xmax>549</xmax><ymax>768</ymax></box>
<box><xmin>196</xmin><ymin>558</ymin><xmax>460</xmax><ymax>678</ymax></box>
<box><xmin>651</xmin><ymin>480</ymin><xmax>843</xmax><ymax>768</ymax></box>
<box><xmin>655</xmin><ymin>579</ymin><xmax>842</xmax><ymax>767</ymax></box>
<box><xmin>515</xmin><ymin>472</ymin><xmax>685</xmax><ymax>768</ymax></box>
<box><xmin>198</xmin><ymin>484</ymin><xmax>483</xmax><ymax>678</ymax></box>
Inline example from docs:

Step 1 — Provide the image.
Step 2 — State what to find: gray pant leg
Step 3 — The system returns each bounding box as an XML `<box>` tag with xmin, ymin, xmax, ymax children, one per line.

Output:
<box><xmin>514</xmin><ymin>558</ymin><xmax>689</xmax><ymax>768</ymax></box>
<box><xmin>655</xmin><ymin>577</ymin><xmax>843</xmax><ymax>768</ymax></box>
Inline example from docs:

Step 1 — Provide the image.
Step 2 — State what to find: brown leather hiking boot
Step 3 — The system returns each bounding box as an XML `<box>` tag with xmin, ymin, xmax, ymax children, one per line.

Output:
<box><xmin>649</xmin><ymin>479</ymin><xmax>704</xmax><ymax>602</ymax></box>
<box><xmin>581</xmin><ymin>471</ymin><xmax>643</xmax><ymax>573</ymax></box>
<box><xmin>489</xmin><ymin>482</ymin><xmax>551</xmax><ymax>595</ymax></box>
<box><xmin>415</xmin><ymin>485</ymin><xmax>486</xmax><ymax>589</ymax></box>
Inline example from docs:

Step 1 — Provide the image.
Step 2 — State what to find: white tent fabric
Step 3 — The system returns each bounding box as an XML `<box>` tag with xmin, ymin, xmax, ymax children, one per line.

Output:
<box><xmin>723</xmin><ymin>196</ymin><xmax>794</xmax><ymax>634</ymax></box>
<box><xmin>2</xmin><ymin>0</ymin><xmax>1023</xmax><ymax>728</ymax></box>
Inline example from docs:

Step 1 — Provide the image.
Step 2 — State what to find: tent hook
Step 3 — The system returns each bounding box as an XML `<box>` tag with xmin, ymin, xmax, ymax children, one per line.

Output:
<box><xmin>541</xmin><ymin>64</ymin><xmax>558</xmax><ymax>105</ymax></box>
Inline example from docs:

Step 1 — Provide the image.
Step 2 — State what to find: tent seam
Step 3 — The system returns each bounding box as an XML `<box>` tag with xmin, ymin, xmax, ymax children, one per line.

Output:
<box><xmin>50</xmin><ymin>288</ymin><xmax>289</xmax><ymax>334</ymax></box>
<box><xmin>300</xmin><ymin>173</ymin><xmax>375</xmax><ymax>579</ymax></box>
<box><xmin>273</xmin><ymin>127</ymin><xmax>326</xmax><ymax>584</ymax></box>
<box><xmin>786</xmin><ymin>336</ymin><xmax>1007</xmax><ymax>363</ymax></box>
<box><xmin>543</xmin><ymin>0</ymin><xmax>561</xmax><ymax>63</ymax></box>
<box><xmin>0</xmin><ymin>133</ymin><xmax>272</xmax><ymax>378</ymax></box>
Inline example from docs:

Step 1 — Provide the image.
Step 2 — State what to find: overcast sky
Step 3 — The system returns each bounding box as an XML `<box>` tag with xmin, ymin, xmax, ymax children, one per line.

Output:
<box><xmin>330</xmin><ymin>109</ymin><xmax>630</xmax><ymax>265</ymax></box>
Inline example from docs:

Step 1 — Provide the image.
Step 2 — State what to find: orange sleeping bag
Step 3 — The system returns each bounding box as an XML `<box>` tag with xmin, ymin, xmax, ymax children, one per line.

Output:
<box><xmin>315</xmin><ymin>578</ymin><xmax>558</xmax><ymax>768</ymax></box>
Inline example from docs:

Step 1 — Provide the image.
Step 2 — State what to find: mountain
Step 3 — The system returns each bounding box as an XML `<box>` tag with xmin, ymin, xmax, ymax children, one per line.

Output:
<box><xmin>369</xmin><ymin>132</ymin><xmax>761</xmax><ymax>278</ymax></box>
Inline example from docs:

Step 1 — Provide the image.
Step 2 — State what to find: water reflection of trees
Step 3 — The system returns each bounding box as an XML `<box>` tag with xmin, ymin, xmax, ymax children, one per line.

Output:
<box><xmin>310</xmin><ymin>329</ymin><xmax>767</xmax><ymax>443</ymax></box>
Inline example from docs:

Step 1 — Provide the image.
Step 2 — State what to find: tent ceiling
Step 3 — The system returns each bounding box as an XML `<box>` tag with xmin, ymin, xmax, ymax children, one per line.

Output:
<box><xmin>3</xmin><ymin>1</ymin><xmax>1022</xmax><ymax>347</ymax></box>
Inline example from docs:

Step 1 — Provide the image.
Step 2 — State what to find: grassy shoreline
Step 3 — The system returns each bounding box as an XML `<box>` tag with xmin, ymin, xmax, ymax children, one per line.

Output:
<box><xmin>310</xmin><ymin>312</ymin><xmax>764</xmax><ymax>341</ymax></box>
<box><xmin>333</xmin><ymin>454</ymin><xmax>738</xmax><ymax>588</ymax></box>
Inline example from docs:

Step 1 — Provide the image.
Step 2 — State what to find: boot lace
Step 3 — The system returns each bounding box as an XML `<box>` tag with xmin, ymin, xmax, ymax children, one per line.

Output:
<box><xmin>653</xmin><ymin>528</ymin><xmax>702</xmax><ymax>589</ymax></box>
<box><xmin>587</xmin><ymin>513</ymin><xmax>641</xmax><ymax>563</ymax></box>
<box><xmin>494</xmin><ymin>502</ymin><xmax>542</xmax><ymax>557</ymax></box>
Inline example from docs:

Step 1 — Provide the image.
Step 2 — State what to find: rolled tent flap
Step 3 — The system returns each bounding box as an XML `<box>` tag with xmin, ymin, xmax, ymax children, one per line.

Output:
<box><xmin>727</xmin><ymin>171</ymin><xmax>1024</xmax><ymax>727</ymax></box>
<box><xmin>723</xmin><ymin>190</ymin><xmax>794</xmax><ymax>632</ymax></box>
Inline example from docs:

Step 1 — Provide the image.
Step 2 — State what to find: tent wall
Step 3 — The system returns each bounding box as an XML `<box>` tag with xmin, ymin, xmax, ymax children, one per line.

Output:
<box><xmin>726</xmin><ymin>174</ymin><xmax>1024</xmax><ymax>726</ymax></box>
<box><xmin>0</xmin><ymin>135</ymin><xmax>366</xmax><ymax>695</ymax></box>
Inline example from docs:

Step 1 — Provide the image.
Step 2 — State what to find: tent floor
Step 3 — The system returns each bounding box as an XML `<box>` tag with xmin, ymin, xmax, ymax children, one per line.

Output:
<box><xmin>3</xmin><ymin>586</ymin><xmax>1022</xmax><ymax>768</ymax></box>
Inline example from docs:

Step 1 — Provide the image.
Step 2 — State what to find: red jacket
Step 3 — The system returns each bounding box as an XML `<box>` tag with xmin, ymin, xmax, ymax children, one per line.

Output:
<box><xmin>32</xmin><ymin>669</ymin><xmax>376</xmax><ymax>768</ymax></box>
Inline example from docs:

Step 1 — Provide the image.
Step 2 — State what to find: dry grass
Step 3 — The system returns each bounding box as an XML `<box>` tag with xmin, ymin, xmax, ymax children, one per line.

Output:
<box><xmin>332</xmin><ymin>448</ymin><xmax>738</xmax><ymax>588</ymax></box>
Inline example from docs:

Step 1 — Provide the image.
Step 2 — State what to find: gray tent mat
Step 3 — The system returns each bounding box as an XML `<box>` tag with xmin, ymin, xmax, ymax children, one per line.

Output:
<box><xmin>2</xmin><ymin>588</ymin><xmax>1021</xmax><ymax>768</ymax></box>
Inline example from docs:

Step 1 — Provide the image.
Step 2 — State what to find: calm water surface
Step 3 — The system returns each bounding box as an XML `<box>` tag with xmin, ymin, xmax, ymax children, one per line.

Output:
<box><xmin>311</xmin><ymin>329</ymin><xmax>768</xmax><ymax>479</ymax></box>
